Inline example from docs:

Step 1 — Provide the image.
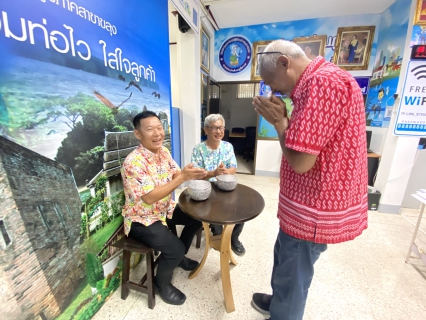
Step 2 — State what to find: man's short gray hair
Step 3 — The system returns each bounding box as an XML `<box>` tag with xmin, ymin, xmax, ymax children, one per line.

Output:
<box><xmin>204</xmin><ymin>114</ymin><xmax>225</xmax><ymax>127</ymax></box>
<box><xmin>260</xmin><ymin>40</ymin><xmax>306</xmax><ymax>73</ymax></box>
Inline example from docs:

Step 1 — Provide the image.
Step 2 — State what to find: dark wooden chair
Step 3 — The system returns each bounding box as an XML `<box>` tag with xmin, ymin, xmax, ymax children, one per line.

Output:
<box><xmin>112</xmin><ymin>237</ymin><xmax>159</xmax><ymax>309</ymax></box>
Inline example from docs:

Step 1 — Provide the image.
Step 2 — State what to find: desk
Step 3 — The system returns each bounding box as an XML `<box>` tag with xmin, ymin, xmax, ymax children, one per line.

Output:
<box><xmin>367</xmin><ymin>153</ymin><xmax>381</xmax><ymax>186</ymax></box>
<box><xmin>229</xmin><ymin>132</ymin><xmax>246</xmax><ymax>138</ymax></box>
<box><xmin>178</xmin><ymin>183</ymin><xmax>264</xmax><ymax>313</ymax></box>
<box><xmin>405</xmin><ymin>193</ymin><xmax>426</xmax><ymax>265</ymax></box>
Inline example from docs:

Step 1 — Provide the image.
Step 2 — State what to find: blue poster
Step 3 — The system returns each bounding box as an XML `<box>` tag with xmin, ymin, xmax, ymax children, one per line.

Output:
<box><xmin>354</xmin><ymin>77</ymin><xmax>371</xmax><ymax>95</ymax></box>
<box><xmin>365</xmin><ymin>0</ymin><xmax>410</xmax><ymax>127</ymax></box>
<box><xmin>0</xmin><ymin>1</ymin><xmax>171</xmax><ymax>319</ymax></box>
<box><xmin>0</xmin><ymin>0</ymin><xmax>171</xmax><ymax>185</ymax></box>
<box><xmin>257</xmin><ymin>81</ymin><xmax>293</xmax><ymax>139</ymax></box>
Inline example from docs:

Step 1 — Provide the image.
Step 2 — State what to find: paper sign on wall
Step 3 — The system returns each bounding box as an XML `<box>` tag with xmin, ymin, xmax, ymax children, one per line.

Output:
<box><xmin>170</xmin><ymin>0</ymin><xmax>200</xmax><ymax>34</ymax></box>
<box><xmin>394</xmin><ymin>60</ymin><xmax>426</xmax><ymax>136</ymax></box>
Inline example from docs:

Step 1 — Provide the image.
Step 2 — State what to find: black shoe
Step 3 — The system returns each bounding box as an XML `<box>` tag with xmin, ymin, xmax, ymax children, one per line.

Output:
<box><xmin>251</xmin><ymin>292</ymin><xmax>271</xmax><ymax>316</ymax></box>
<box><xmin>231</xmin><ymin>240</ymin><xmax>246</xmax><ymax>256</ymax></box>
<box><xmin>178</xmin><ymin>256</ymin><xmax>199</xmax><ymax>271</ymax></box>
<box><xmin>155</xmin><ymin>283</ymin><xmax>186</xmax><ymax>305</ymax></box>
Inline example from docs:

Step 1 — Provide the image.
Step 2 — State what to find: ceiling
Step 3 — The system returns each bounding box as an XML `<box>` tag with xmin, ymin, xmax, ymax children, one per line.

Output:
<box><xmin>202</xmin><ymin>0</ymin><xmax>397</xmax><ymax>29</ymax></box>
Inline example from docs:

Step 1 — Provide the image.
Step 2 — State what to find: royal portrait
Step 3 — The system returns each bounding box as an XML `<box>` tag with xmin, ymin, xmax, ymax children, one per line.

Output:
<box><xmin>415</xmin><ymin>0</ymin><xmax>426</xmax><ymax>25</ymax></box>
<box><xmin>201</xmin><ymin>27</ymin><xmax>210</xmax><ymax>73</ymax></box>
<box><xmin>333</xmin><ymin>26</ymin><xmax>375</xmax><ymax>71</ymax></box>
<box><xmin>293</xmin><ymin>35</ymin><xmax>326</xmax><ymax>60</ymax></box>
<box><xmin>251</xmin><ymin>40</ymin><xmax>273</xmax><ymax>81</ymax></box>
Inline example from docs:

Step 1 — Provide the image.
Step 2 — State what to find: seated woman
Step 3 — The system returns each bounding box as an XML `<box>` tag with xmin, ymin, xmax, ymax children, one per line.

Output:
<box><xmin>190</xmin><ymin>114</ymin><xmax>246</xmax><ymax>256</ymax></box>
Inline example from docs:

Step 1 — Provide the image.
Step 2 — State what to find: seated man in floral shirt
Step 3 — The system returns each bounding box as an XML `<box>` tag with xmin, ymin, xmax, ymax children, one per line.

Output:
<box><xmin>121</xmin><ymin>111</ymin><xmax>207</xmax><ymax>306</ymax></box>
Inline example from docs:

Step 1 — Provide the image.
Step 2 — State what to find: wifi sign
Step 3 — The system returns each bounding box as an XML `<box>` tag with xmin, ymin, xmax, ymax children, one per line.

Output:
<box><xmin>395</xmin><ymin>60</ymin><xmax>426</xmax><ymax>136</ymax></box>
<box><xmin>411</xmin><ymin>65</ymin><xmax>426</xmax><ymax>80</ymax></box>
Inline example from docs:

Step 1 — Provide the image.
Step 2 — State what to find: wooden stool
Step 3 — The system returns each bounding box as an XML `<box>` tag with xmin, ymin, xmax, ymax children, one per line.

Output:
<box><xmin>112</xmin><ymin>237</ymin><xmax>158</xmax><ymax>309</ymax></box>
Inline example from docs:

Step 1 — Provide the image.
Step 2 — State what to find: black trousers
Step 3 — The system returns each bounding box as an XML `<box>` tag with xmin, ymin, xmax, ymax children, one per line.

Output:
<box><xmin>210</xmin><ymin>223</ymin><xmax>244</xmax><ymax>242</ymax></box>
<box><xmin>128</xmin><ymin>205</ymin><xmax>201</xmax><ymax>288</ymax></box>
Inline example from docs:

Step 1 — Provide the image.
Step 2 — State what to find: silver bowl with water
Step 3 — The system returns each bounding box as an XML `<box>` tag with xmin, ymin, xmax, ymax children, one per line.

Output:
<box><xmin>187</xmin><ymin>180</ymin><xmax>211</xmax><ymax>201</ymax></box>
<box><xmin>216</xmin><ymin>174</ymin><xmax>237</xmax><ymax>191</ymax></box>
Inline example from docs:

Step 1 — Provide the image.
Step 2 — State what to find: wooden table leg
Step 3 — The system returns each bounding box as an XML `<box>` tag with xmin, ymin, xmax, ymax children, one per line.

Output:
<box><xmin>221</xmin><ymin>224</ymin><xmax>236</xmax><ymax>313</ymax></box>
<box><xmin>189</xmin><ymin>222</ymin><xmax>211</xmax><ymax>279</ymax></box>
<box><xmin>406</xmin><ymin>203</ymin><xmax>425</xmax><ymax>263</ymax></box>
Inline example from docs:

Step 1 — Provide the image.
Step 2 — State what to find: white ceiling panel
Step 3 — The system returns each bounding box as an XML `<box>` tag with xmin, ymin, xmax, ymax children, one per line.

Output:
<box><xmin>203</xmin><ymin>0</ymin><xmax>397</xmax><ymax>29</ymax></box>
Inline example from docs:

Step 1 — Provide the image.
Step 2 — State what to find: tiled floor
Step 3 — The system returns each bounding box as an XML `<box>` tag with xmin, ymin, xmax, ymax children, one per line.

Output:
<box><xmin>94</xmin><ymin>174</ymin><xmax>426</xmax><ymax>320</ymax></box>
<box><xmin>236</xmin><ymin>154</ymin><xmax>254</xmax><ymax>174</ymax></box>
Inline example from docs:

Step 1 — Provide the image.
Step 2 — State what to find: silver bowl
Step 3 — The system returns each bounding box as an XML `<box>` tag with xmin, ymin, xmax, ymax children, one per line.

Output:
<box><xmin>188</xmin><ymin>180</ymin><xmax>211</xmax><ymax>201</ymax></box>
<box><xmin>216</xmin><ymin>174</ymin><xmax>237</xmax><ymax>191</ymax></box>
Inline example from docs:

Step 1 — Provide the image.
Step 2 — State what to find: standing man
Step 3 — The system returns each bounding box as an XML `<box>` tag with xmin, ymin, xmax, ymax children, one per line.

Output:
<box><xmin>121</xmin><ymin>111</ymin><xmax>207</xmax><ymax>306</ymax></box>
<box><xmin>251</xmin><ymin>40</ymin><xmax>368</xmax><ymax>319</ymax></box>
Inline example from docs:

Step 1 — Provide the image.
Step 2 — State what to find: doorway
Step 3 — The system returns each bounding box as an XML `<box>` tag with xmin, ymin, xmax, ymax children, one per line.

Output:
<box><xmin>217</xmin><ymin>81</ymin><xmax>260</xmax><ymax>175</ymax></box>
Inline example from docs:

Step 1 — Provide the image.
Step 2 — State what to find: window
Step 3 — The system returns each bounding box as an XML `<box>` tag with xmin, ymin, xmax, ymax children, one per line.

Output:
<box><xmin>236</xmin><ymin>83</ymin><xmax>262</xmax><ymax>98</ymax></box>
<box><xmin>54</xmin><ymin>203</ymin><xmax>66</xmax><ymax>228</ymax></box>
<box><xmin>237</xmin><ymin>83</ymin><xmax>255</xmax><ymax>98</ymax></box>
<box><xmin>37</xmin><ymin>205</ymin><xmax>51</xmax><ymax>231</ymax></box>
<box><xmin>254</xmin><ymin>83</ymin><xmax>261</xmax><ymax>96</ymax></box>
<box><xmin>0</xmin><ymin>219</ymin><xmax>11</xmax><ymax>247</ymax></box>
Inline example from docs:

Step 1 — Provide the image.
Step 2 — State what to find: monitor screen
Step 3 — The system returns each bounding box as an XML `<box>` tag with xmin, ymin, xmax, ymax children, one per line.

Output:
<box><xmin>366</xmin><ymin>130</ymin><xmax>372</xmax><ymax>150</ymax></box>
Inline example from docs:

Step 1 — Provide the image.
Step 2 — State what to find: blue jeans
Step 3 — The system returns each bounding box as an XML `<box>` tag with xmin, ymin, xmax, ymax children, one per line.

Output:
<box><xmin>270</xmin><ymin>229</ymin><xmax>327</xmax><ymax>320</ymax></box>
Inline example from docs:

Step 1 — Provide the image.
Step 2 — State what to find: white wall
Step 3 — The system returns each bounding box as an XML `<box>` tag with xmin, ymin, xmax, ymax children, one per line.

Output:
<box><xmin>368</xmin><ymin>127</ymin><xmax>388</xmax><ymax>154</ymax></box>
<box><xmin>168</xmin><ymin>1</ymin><xmax>200</xmax><ymax>166</ymax></box>
<box><xmin>402</xmin><ymin>150</ymin><xmax>426</xmax><ymax>209</ymax></box>
<box><xmin>168</xmin><ymin>1</ymin><xmax>217</xmax><ymax>166</ymax></box>
<box><xmin>255</xmin><ymin>140</ymin><xmax>282</xmax><ymax>176</ymax></box>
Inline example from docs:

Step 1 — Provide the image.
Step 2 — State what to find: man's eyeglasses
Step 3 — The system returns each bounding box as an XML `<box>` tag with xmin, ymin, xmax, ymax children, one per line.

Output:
<box><xmin>207</xmin><ymin>126</ymin><xmax>225</xmax><ymax>132</ymax></box>
<box><xmin>257</xmin><ymin>51</ymin><xmax>285</xmax><ymax>56</ymax></box>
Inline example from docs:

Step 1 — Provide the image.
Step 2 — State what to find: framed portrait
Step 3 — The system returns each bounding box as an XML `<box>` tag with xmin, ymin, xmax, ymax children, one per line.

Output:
<box><xmin>251</xmin><ymin>40</ymin><xmax>273</xmax><ymax>81</ymax></box>
<box><xmin>200</xmin><ymin>27</ymin><xmax>210</xmax><ymax>73</ymax></box>
<box><xmin>415</xmin><ymin>0</ymin><xmax>426</xmax><ymax>25</ymax></box>
<box><xmin>333</xmin><ymin>26</ymin><xmax>375</xmax><ymax>71</ymax></box>
<box><xmin>293</xmin><ymin>35</ymin><xmax>327</xmax><ymax>59</ymax></box>
<box><xmin>201</xmin><ymin>73</ymin><xmax>208</xmax><ymax>105</ymax></box>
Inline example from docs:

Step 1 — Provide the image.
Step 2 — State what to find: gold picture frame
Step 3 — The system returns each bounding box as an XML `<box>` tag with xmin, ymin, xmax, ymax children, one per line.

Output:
<box><xmin>200</xmin><ymin>27</ymin><xmax>210</xmax><ymax>73</ymax></box>
<box><xmin>293</xmin><ymin>35</ymin><xmax>327</xmax><ymax>59</ymax></box>
<box><xmin>251</xmin><ymin>40</ymin><xmax>273</xmax><ymax>81</ymax></box>
<box><xmin>201</xmin><ymin>73</ymin><xmax>208</xmax><ymax>105</ymax></box>
<box><xmin>415</xmin><ymin>0</ymin><xmax>426</xmax><ymax>25</ymax></box>
<box><xmin>333</xmin><ymin>26</ymin><xmax>375</xmax><ymax>71</ymax></box>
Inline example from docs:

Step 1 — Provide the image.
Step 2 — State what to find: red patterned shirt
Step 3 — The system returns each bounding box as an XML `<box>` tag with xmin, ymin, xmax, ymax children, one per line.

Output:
<box><xmin>279</xmin><ymin>56</ymin><xmax>368</xmax><ymax>244</ymax></box>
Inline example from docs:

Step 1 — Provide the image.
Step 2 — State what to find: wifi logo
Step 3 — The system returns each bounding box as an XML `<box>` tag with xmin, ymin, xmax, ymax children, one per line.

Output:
<box><xmin>411</xmin><ymin>65</ymin><xmax>426</xmax><ymax>80</ymax></box>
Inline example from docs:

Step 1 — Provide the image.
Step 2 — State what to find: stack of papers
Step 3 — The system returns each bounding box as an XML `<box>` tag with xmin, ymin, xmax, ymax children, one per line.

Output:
<box><xmin>415</xmin><ymin>189</ymin><xmax>426</xmax><ymax>201</ymax></box>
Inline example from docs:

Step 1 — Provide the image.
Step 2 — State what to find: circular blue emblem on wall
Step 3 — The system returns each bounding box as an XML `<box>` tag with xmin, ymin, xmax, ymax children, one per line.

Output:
<box><xmin>218</xmin><ymin>35</ymin><xmax>252</xmax><ymax>75</ymax></box>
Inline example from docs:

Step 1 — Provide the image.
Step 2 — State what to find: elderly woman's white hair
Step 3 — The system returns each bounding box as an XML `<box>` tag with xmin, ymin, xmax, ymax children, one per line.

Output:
<box><xmin>204</xmin><ymin>114</ymin><xmax>225</xmax><ymax>128</ymax></box>
<box><xmin>260</xmin><ymin>40</ymin><xmax>306</xmax><ymax>73</ymax></box>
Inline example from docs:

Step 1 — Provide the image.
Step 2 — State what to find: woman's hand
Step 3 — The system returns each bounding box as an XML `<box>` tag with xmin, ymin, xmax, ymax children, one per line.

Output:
<box><xmin>214</xmin><ymin>162</ymin><xmax>228</xmax><ymax>176</ymax></box>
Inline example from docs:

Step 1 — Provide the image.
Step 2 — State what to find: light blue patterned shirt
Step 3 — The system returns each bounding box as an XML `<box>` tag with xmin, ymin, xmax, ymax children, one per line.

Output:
<box><xmin>191</xmin><ymin>141</ymin><xmax>237</xmax><ymax>181</ymax></box>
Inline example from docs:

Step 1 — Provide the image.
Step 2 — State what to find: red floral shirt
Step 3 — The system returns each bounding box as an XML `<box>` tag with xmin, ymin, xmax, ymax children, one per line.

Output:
<box><xmin>279</xmin><ymin>56</ymin><xmax>368</xmax><ymax>244</ymax></box>
<box><xmin>121</xmin><ymin>145</ymin><xmax>179</xmax><ymax>235</ymax></box>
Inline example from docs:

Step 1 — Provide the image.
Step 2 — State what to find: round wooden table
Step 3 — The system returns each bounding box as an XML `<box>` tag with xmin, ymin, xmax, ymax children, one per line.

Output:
<box><xmin>178</xmin><ymin>182</ymin><xmax>265</xmax><ymax>313</ymax></box>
